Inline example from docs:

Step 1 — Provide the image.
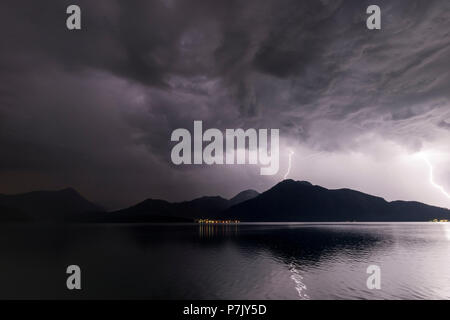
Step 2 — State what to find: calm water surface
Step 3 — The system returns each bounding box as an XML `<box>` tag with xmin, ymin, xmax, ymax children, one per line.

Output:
<box><xmin>0</xmin><ymin>222</ymin><xmax>449</xmax><ymax>299</ymax></box>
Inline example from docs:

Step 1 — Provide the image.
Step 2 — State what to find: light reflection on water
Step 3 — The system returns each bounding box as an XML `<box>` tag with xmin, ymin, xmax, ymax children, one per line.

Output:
<box><xmin>0</xmin><ymin>222</ymin><xmax>449</xmax><ymax>299</ymax></box>
<box><xmin>199</xmin><ymin>223</ymin><xmax>239</xmax><ymax>238</ymax></box>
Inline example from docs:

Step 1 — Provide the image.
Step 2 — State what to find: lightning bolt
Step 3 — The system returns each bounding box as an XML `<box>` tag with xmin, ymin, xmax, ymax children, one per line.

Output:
<box><xmin>284</xmin><ymin>150</ymin><xmax>294</xmax><ymax>180</ymax></box>
<box><xmin>421</xmin><ymin>155</ymin><xmax>450</xmax><ymax>199</ymax></box>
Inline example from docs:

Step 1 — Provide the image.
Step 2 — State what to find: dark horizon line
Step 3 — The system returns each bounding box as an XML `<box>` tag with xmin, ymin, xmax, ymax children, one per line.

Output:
<box><xmin>2</xmin><ymin>179</ymin><xmax>450</xmax><ymax>212</ymax></box>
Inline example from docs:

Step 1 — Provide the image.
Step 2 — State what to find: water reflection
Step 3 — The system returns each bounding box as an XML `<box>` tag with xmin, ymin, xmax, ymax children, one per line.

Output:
<box><xmin>0</xmin><ymin>223</ymin><xmax>449</xmax><ymax>299</ymax></box>
<box><xmin>288</xmin><ymin>262</ymin><xmax>310</xmax><ymax>300</ymax></box>
<box><xmin>199</xmin><ymin>223</ymin><xmax>239</xmax><ymax>238</ymax></box>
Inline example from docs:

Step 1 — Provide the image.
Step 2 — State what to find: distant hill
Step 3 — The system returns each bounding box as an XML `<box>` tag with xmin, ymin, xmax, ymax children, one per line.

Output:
<box><xmin>229</xmin><ymin>190</ymin><xmax>260</xmax><ymax>207</ymax></box>
<box><xmin>223</xmin><ymin>180</ymin><xmax>450</xmax><ymax>222</ymax></box>
<box><xmin>0</xmin><ymin>188</ymin><xmax>259</xmax><ymax>223</ymax></box>
<box><xmin>98</xmin><ymin>199</ymin><xmax>193</xmax><ymax>223</ymax></box>
<box><xmin>1</xmin><ymin>181</ymin><xmax>448</xmax><ymax>223</ymax></box>
<box><xmin>108</xmin><ymin>190</ymin><xmax>260</xmax><ymax>222</ymax></box>
<box><xmin>0</xmin><ymin>188</ymin><xmax>103</xmax><ymax>222</ymax></box>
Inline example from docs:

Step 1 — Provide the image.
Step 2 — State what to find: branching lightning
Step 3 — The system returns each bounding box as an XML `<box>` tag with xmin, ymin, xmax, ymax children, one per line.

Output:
<box><xmin>421</xmin><ymin>155</ymin><xmax>450</xmax><ymax>199</ymax></box>
<box><xmin>284</xmin><ymin>150</ymin><xmax>294</xmax><ymax>180</ymax></box>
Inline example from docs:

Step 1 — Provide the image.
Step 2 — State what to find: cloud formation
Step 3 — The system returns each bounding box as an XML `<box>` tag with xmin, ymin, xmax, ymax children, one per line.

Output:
<box><xmin>0</xmin><ymin>0</ymin><xmax>449</xmax><ymax>208</ymax></box>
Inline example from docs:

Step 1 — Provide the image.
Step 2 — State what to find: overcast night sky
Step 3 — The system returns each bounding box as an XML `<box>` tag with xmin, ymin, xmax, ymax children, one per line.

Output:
<box><xmin>0</xmin><ymin>0</ymin><xmax>449</xmax><ymax>210</ymax></box>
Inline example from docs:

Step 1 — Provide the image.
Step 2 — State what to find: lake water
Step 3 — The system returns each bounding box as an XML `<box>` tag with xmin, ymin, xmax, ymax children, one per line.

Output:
<box><xmin>0</xmin><ymin>222</ymin><xmax>449</xmax><ymax>299</ymax></box>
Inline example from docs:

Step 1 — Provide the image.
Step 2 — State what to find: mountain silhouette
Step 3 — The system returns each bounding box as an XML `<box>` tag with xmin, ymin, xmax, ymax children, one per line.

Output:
<box><xmin>1</xmin><ymin>181</ymin><xmax>449</xmax><ymax>223</ymax></box>
<box><xmin>0</xmin><ymin>188</ymin><xmax>103</xmax><ymax>222</ymax></box>
<box><xmin>102</xmin><ymin>199</ymin><xmax>192</xmax><ymax>223</ymax></box>
<box><xmin>223</xmin><ymin>180</ymin><xmax>450</xmax><ymax>222</ymax></box>
<box><xmin>108</xmin><ymin>190</ymin><xmax>260</xmax><ymax>222</ymax></box>
<box><xmin>229</xmin><ymin>189</ymin><xmax>260</xmax><ymax>207</ymax></box>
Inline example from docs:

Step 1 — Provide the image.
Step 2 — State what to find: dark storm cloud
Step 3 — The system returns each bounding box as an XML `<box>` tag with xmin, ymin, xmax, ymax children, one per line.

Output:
<box><xmin>0</xmin><ymin>0</ymin><xmax>449</xmax><ymax>208</ymax></box>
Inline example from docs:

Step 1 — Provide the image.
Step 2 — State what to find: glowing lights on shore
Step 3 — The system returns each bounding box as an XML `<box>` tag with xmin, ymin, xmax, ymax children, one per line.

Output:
<box><xmin>197</xmin><ymin>219</ymin><xmax>240</xmax><ymax>224</ymax></box>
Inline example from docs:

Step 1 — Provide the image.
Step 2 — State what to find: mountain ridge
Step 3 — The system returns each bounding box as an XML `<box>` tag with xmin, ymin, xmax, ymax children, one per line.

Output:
<box><xmin>0</xmin><ymin>181</ymin><xmax>449</xmax><ymax>223</ymax></box>
<box><xmin>223</xmin><ymin>180</ymin><xmax>450</xmax><ymax>221</ymax></box>
<box><xmin>109</xmin><ymin>189</ymin><xmax>260</xmax><ymax>222</ymax></box>
<box><xmin>0</xmin><ymin>188</ymin><xmax>103</xmax><ymax>222</ymax></box>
